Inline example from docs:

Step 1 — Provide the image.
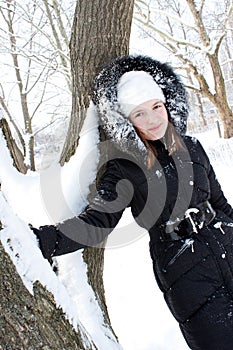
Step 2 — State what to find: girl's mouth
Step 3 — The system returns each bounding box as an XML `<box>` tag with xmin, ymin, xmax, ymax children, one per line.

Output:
<box><xmin>149</xmin><ymin>124</ymin><xmax>161</xmax><ymax>131</ymax></box>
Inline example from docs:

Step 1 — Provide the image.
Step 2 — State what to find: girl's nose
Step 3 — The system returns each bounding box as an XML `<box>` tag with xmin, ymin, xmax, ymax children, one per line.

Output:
<box><xmin>147</xmin><ymin>110</ymin><xmax>156</xmax><ymax>123</ymax></box>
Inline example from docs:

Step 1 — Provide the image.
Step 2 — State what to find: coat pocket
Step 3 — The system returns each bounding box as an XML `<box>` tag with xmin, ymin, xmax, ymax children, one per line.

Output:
<box><xmin>164</xmin><ymin>253</ymin><xmax>223</xmax><ymax>323</ymax></box>
<box><xmin>156</xmin><ymin>237</ymin><xmax>212</xmax><ymax>291</ymax></box>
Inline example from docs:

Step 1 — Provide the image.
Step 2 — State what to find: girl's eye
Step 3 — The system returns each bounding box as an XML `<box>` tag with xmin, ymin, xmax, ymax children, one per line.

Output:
<box><xmin>134</xmin><ymin>111</ymin><xmax>144</xmax><ymax>118</ymax></box>
<box><xmin>153</xmin><ymin>104</ymin><xmax>162</xmax><ymax>110</ymax></box>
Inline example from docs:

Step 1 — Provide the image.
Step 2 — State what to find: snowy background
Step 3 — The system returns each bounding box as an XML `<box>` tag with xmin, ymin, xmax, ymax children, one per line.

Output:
<box><xmin>1</xmin><ymin>2</ymin><xmax>233</xmax><ymax>349</ymax></box>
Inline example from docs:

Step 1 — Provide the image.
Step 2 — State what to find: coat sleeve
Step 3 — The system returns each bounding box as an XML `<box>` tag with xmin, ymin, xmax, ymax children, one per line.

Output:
<box><xmin>197</xmin><ymin>140</ymin><xmax>233</xmax><ymax>220</ymax></box>
<box><xmin>34</xmin><ymin>160</ymin><xmax>133</xmax><ymax>258</ymax></box>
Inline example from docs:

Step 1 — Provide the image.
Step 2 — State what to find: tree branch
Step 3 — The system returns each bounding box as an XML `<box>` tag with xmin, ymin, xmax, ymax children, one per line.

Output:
<box><xmin>41</xmin><ymin>0</ymin><xmax>71</xmax><ymax>91</ymax></box>
<box><xmin>185</xmin><ymin>0</ymin><xmax>210</xmax><ymax>47</ymax></box>
<box><xmin>134</xmin><ymin>15</ymin><xmax>203</xmax><ymax>50</ymax></box>
<box><xmin>0</xmin><ymin>95</ymin><xmax>26</xmax><ymax>155</ymax></box>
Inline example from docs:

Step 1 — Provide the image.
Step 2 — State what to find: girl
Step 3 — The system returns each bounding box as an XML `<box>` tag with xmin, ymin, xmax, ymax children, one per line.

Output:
<box><xmin>32</xmin><ymin>55</ymin><xmax>233</xmax><ymax>349</ymax></box>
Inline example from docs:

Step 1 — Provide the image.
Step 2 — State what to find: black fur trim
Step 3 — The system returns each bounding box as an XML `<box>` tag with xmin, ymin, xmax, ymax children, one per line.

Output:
<box><xmin>91</xmin><ymin>55</ymin><xmax>189</xmax><ymax>161</ymax></box>
<box><xmin>92</xmin><ymin>55</ymin><xmax>189</xmax><ymax>135</ymax></box>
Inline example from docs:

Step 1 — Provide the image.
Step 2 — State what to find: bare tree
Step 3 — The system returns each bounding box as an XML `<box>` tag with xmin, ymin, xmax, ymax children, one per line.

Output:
<box><xmin>0</xmin><ymin>0</ymin><xmax>73</xmax><ymax>170</ymax></box>
<box><xmin>220</xmin><ymin>11</ymin><xmax>233</xmax><ymax>108</ymax></box>
<box><xmin>134</xmin><ymin>0</ymin><xmax>233</xmax><ymax>138</ymax></box>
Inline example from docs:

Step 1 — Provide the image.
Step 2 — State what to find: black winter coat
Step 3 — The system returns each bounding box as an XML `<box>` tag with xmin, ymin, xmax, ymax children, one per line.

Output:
<box><xmin>35</xmin><ymin>136</ymin><xmax>233</xmax><ymax>350</ymax></box>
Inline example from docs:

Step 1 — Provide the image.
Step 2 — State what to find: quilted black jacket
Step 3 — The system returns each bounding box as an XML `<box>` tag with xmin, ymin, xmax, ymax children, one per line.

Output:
<box><xmin>36</xmin><ymin>136</ymin><xmax>233</xmax><ymax>348</ymax></box>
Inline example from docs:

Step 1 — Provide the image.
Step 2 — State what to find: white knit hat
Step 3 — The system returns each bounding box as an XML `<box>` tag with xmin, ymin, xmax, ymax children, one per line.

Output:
<box><xmin>117</xmin><ymin>70</ymin><xmax>165</xmax><ymax>116</ymax></box>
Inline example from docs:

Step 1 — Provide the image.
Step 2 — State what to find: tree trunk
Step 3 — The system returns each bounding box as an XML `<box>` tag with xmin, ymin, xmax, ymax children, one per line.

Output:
<box><xmin>60</xmin><ymin>0</ymin><xmax>134</xmax><ymax>163</ymax></box>
<box><xmin>207</xmin><ymin>53</ymin><xmax>233</xmax><ymax>138</ymax></box>
<box><xmin>212</xmin><ymin>96</ymin><xmax>233</xmax><ymax>138</ymax></box>
<box><xmin>0</xmin><ymin>233</ymin><xmax>96</xmax><ymax>350</ymax></box>
<box><xmin>0</xmin><ymin>118</ymin><xmax>27</xmax><ymax>174</ymax></box>
<box><xmin>59</xmin><ymin>0</ymin><xmax>134</xmax><ymax>341</ymax></box>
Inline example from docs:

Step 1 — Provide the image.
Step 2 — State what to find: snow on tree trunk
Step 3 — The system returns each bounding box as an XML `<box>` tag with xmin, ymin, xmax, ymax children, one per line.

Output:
<box><xmin>0</xmin><ymin>236</ymin><xmax>96</xmax><ymax>350</ymax></box>
<box><xmin>59</xmin><ymin>0</ymin><xmax>134</xmax><ymax>342</ymax></box>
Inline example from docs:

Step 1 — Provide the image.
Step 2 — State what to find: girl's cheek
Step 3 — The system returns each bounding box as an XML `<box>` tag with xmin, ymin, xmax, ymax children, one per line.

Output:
<box><xmin>134</xmin><ymin>121</ymin><xmax>143</xmax><ymax>128</ymax></box>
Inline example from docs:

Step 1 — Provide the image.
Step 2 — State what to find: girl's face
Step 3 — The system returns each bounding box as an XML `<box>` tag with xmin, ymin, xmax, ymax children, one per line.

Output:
<box><xmin>129</xmin><ymin>99</ymin><xmax>168</xmax><ymax>141</ymax></box>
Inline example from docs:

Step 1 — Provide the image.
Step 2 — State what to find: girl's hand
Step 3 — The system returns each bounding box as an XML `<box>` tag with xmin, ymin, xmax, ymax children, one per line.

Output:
<box><xmin>30</xmin><ymin>225</ymin><xmax>58</xmax><ymax>260</ymax></box>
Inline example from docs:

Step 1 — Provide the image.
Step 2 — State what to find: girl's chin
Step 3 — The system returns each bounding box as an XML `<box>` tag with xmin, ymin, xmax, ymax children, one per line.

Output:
<box><xmin>145</xmin><ymin>131</ymin><xmax>166</xmax><ymax>141</ymax></box>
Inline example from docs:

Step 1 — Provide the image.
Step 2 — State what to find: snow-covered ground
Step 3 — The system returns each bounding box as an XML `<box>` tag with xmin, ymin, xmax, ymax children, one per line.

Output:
<box><xmin>0</xmin><ymin>114</ymin><xmax>232</xmax><ymax>349</ymax></box>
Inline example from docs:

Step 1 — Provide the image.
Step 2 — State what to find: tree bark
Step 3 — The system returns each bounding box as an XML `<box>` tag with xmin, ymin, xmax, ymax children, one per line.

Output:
<box><xmin>59</xmin><ymin>0</ymin><xmax>134</xmax><ymax>341</ymax></box>
<box><xmin>60</xmin><ymin>0</ymin><xmax>134</xmax><ymax>163</ymax></box>
<box><xmin>212</xmin><ymin>95</ymin><xmax>233</xmax><ymax>138</ymax></box>
<box><xmin>0</xmin><ymin>118</ymin><xmax>27</xmax><ymax>174</ymax></box>
<box><xmin>0</xmin><ymin>236</ymin><xmax>96</xmax><ymax>350</ymax></box>
<box><xmin>207</xmin><ymin>52</ymin><xmax>233</xmax><ymax>138</ymax></box>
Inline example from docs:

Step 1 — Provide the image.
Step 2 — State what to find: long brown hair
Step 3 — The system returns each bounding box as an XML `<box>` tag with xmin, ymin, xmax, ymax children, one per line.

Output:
<box><xmin>136</xmin><ymin>122</ymin><xmax>186</xmax><ymax>169</ymax></box>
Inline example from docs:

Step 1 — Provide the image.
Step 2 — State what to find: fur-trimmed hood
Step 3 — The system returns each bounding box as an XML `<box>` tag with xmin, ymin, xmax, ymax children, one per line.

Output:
<box><xmin>91</xmin><ymin>55</ymin><xmax>189</xmax><ymax>159</ymax></box>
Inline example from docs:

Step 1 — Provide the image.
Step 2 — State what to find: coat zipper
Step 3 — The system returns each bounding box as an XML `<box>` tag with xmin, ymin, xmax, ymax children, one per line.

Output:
<box><xmin>163</xmin><ymin>238</ymin><xmax>194</xmax><ymax>272</ymax></box>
